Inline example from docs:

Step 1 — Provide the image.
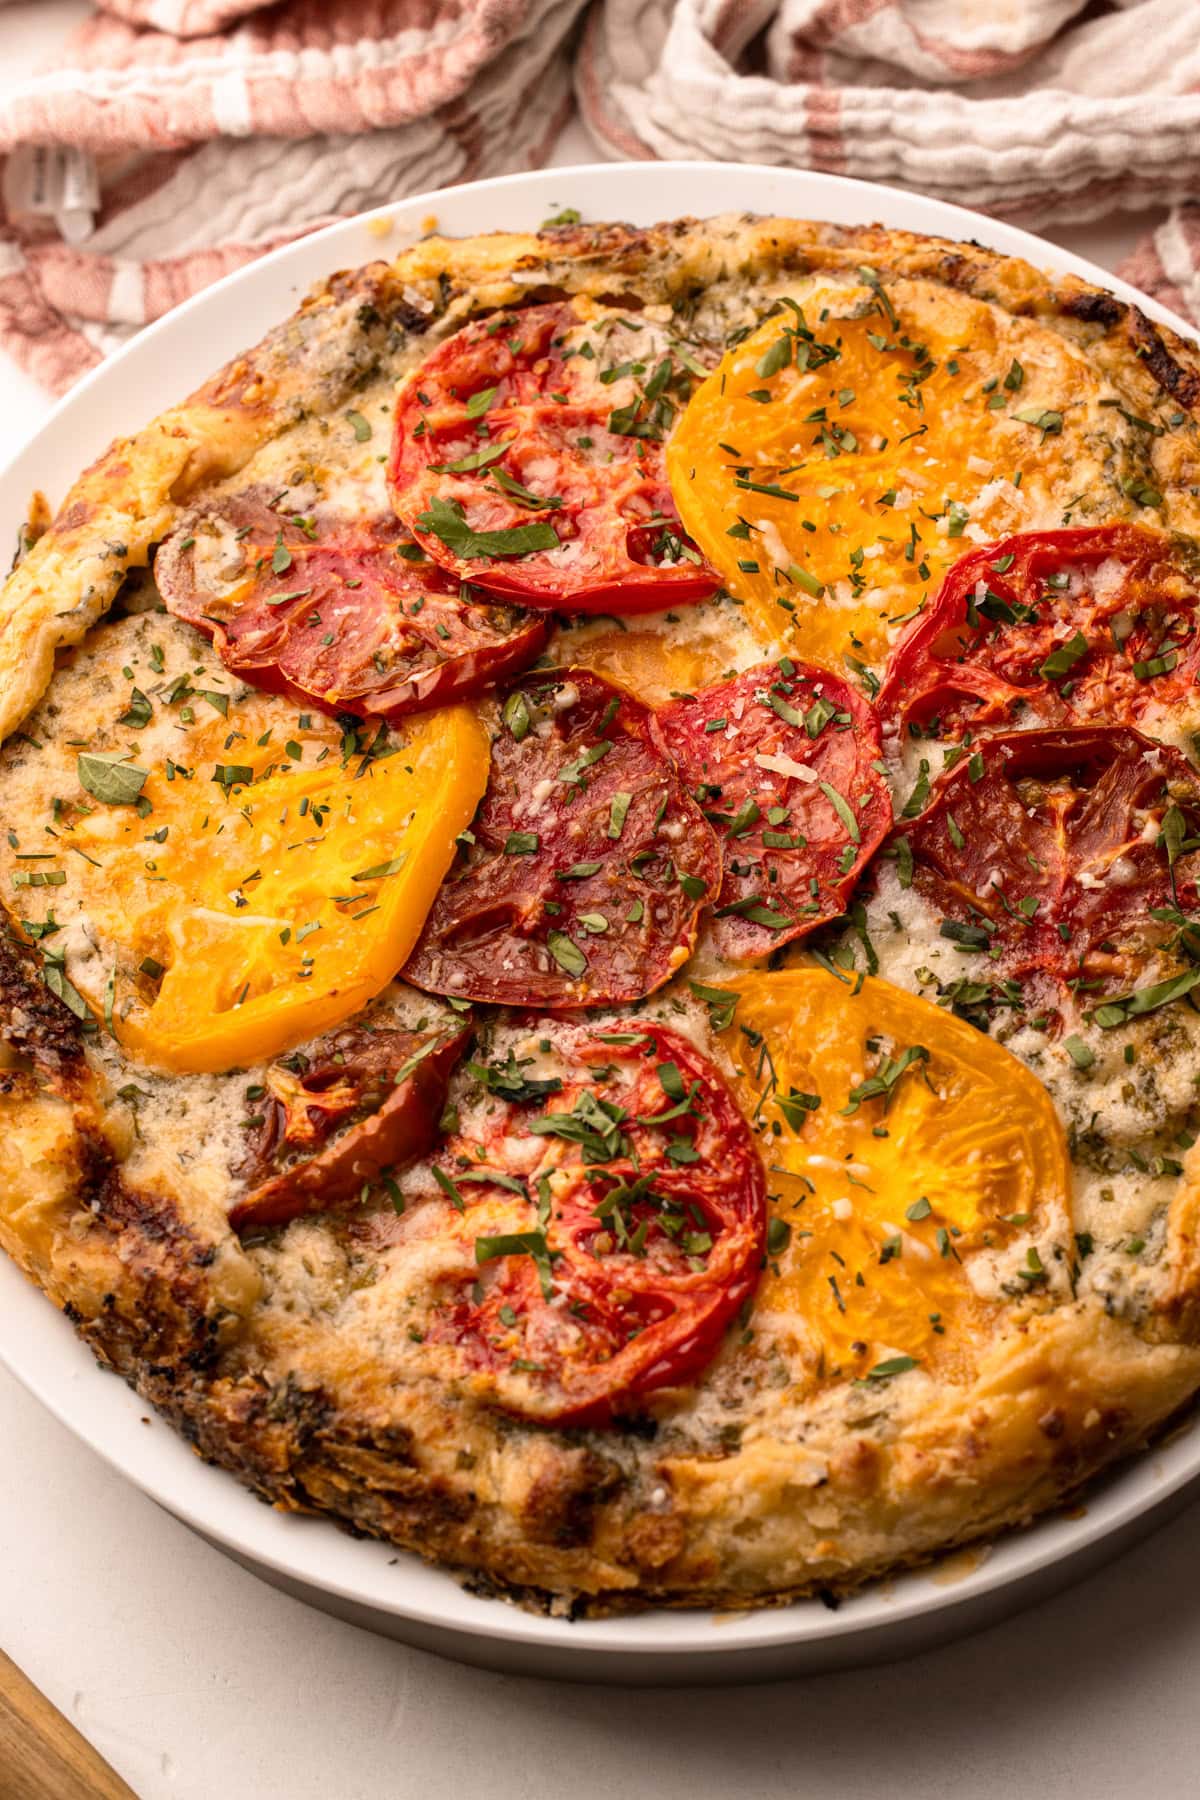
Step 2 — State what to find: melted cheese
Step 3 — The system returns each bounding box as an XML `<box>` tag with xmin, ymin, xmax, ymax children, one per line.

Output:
<box><xmin>547</xmin><ymin>593</ymin><xmax>767</xmax><ymax>705</ymax></box>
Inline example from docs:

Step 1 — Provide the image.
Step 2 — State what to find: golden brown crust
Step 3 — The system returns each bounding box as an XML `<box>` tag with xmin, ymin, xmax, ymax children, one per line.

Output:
<box><xmin>2</xmin><ymin>213</ymin><xmax>1200</xmax><ymax>1612</ymax></box>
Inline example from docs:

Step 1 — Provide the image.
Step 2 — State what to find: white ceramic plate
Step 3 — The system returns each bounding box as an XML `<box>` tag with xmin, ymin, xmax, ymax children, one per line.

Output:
<box><xmin>3</xmin><ymin>161</ymin><xmax>1198</xmax><ymax>1683</ymax></box>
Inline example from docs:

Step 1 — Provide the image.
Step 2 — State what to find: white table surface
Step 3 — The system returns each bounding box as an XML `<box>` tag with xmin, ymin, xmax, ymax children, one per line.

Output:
<box><xmin>2</xmin><ymin>7</ymin><xmax>1199</xmax><ymax>1797</ymax></box>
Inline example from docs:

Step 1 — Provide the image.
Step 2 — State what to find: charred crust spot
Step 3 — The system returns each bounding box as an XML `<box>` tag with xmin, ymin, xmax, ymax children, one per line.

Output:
<box><xmin>1037</xmin><ymin>1406</ymin><xmax>1067</xmax><ymax>1440</ymax></box>
<box><xmin>53</xmin><ymin>1128</ymin><xmax>235</xmax><ymax>1380</ymax></box>
<box><xmin>522</xmin><ymin>1450</ymin><xmax>623</xmax><ymax>1549</ymax></box>
<box><xmin>1128</xmin><ymin>308</ymin><xmax>1200</xmax><ymax>410</ymax></box>
<box><xmin>322</xmin><ymin>262</ymin><xmax>391</xmax><ymax>307</ymax></box>
<box><xmin>263</xmin><ymin>1372</ymin><xmax>335</xmax><ymax>1440</ymax></box>
<box><xmin>534</xmin><ymin>221</ymin><xmax>654</xmax><ymax>271</ymax></box>
<box><xmin>1061</xmin><ymin>289</ymin><xmax>1126</xmax><ymax>330</ymax></box>
<box><xmin>937</xmin><ymin>252</ymin><xmax>971</xmax><ymax>290</ymax></box>
<box><xmin>347</xmin><ymin>265</ymin><xmax>442</xmax><ymax>340</ymax></box>
<box><xmin>0</xmin><ymin>929</ymin><xmax>85</xmax><ymax>1081</ymax></box>
<box><xmin>1099</xmin><ymin>1405</ymin><xmax>1132</xmax><ymax>1439</ymax></box>
<box><xmin>514</xmin><ymin>283</ymin><xmax>571</xmax><ymax>307</ymax></box>
<box><xmin>392</xmin><ymin>302</ymin><xmax>438</xmax><ymax>337</ymax></box>
<box><xmin>613</xmin><ymin>1411</ymin><xmax>658</xmax><ymax>1440</ymax></box>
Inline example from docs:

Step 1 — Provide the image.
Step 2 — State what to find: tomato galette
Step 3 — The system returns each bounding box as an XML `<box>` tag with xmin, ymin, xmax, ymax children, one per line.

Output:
<box><xmin>3</xmin><ymin>213</ymin><xmax>1200</xmax><ymax>1611</ymax></box>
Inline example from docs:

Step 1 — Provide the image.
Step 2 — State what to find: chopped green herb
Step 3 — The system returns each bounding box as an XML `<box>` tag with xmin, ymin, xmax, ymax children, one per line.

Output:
<box><xmin>77</xmin><ymin>753</ymin><xmax>149</xmax><ymax>807</ymax></box>
<box><xmin>417</xmin><ymin>495</ymin><xmax>557</xmax><ymax>559</ymax></box>
<box><xmin>546</xmin><ymin>930</ymin><xmax>587</xmax><ymax>977</ymax></box>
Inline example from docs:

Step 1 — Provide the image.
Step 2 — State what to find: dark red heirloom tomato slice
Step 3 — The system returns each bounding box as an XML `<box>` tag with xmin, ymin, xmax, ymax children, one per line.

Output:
<box><xmin>387</xmin><ymin>301</ymin><xmax>718</xmax><ymax>612</ymax></box>
<box><xmin>879</xmin><ymin>526</ymin><xmax>1200</xmax><ymax>739</ymax></box>
<box><xmin>229</xmin><ymin>1024</ymin><xmax>468</xmax><ymax>1232</ymax></box>
<box><xmin>422</xmin><ymin>1021</ymin><xmax>766</xmax><ymax>1425</ymax></box>
<box><xmin>658</xmin><ymin>659</ymin><xmax>891</xmax><ymax>958</ymax></box>
<box><xmin>404</xmin><ymin>668</ymin><xmax>722</xmax><ymax>1008</ymax></box>
<box><xmin>897</xmin><ymin>726</ymin><xmax>1200</xmax><ymax>995</ymax></box>
<box><xmin>156</xmin><ymin>495</ymin><xmax>548</xmax><ymax>722</ymax></box>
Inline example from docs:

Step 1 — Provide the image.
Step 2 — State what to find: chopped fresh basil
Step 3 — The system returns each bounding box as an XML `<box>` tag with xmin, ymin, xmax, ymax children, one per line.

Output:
<box><xmin>842</xmin><ymin>1044</ymin><xmax>930</xmax><ymax>1115</ymax></box>
<box><xmin>417</xmin><ymin>495</ymin><xmax>558</xmax><ymax>560</ymax></box>
<box><xmin>546</xmin><ymin>930</ymin><xmax>587</xmax><ymax>977</ymax></box>
<box><xmin>77</xmin><ymin>753</ymin><xmax>149</xmax><ymax>807</ymax></box>
<box><xmin>118</xmin><ymin>687</ymin><xmax>153</xmax><ymax>729</ymax></box>
<box><xmin>776</xmin><ymin>1087</ymin><xmax>820</xmax><ymax>1130</ymax></box>
<box><xmin>859</xmin><ymin>1355</ymin><xmax>919</xmax><ymax>1382</ymax></box>
<box><xmin>1039</xmin><ymin>631</ymin><xmax>1088</xmax><ymax>680</ymax></box>
<box><xmin>351</xmin><ymin>854</ymin><xmax>408</xmax><ymax>881</ymax></box>
<box><xmin>1092</xmin><ymin>965</ymin><xmax>1200</xmax><ymax>1028</ymax></box>
<box><xmin>430</xmin><ymin>439</ymin><xmax>510</xmax><ymax>474</ymax></box>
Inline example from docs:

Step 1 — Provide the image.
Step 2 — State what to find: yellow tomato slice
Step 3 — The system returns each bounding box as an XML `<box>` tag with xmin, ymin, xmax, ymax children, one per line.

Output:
<box><xmin>716</xmin><ymin>971</ymin><xmax>1072</xmax><ymax>1392</ymax></box>
<box><xmin>667</xmin><ymin>278</ymin><xmax>1097</xmax><ymax>669</ymax></box>
<box><xmin>75</xmin><ymin>706</ymin><xmax>489</xmax><ymax>1074</ymax></box>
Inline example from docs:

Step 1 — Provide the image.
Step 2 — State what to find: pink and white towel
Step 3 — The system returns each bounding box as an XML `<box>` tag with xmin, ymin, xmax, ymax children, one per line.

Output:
<box><xmin>0</xmin><ymin>0</ymin><xmax>588</xmax><ymax>391</ymax></box>
<box><xmin>581</xmin><ymin>0</ymin><xmax>1200</xmax><ymax>321</ymax></box>
<box><xmin>1</xmin><ymin>0</ymin><xmax>1198</xmax><ymax>397</ymax></box>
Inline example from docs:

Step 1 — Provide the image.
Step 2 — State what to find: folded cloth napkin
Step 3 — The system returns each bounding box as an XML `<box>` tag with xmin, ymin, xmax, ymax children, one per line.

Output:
<box><xmin>579</xmin><ymin>0</ymin><xmax>1200</xmax><ymax>321</ymax></box>
<box><xmin>2</xmin><ymin>0</ymin><xmax>1198</xmax><ymax>400</ymax></box>
<box><xmin>0</xmin><ymin>0</ymin><xmax>588</xmax><ymax>392</ymax></box>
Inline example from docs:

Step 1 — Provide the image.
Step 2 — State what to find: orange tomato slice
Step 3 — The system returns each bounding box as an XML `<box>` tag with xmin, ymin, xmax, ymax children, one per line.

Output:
<box><xmin>667</xmin><ymin>278</ymin><xmax>1095</xmax><ymax>670</ymax></box>
<box><xmin>716</xmin><ymin>970</ymin><xmax>1072</xmax><ymax>1392</ymax></box>
<box><xmin>71</xmin><ymin>705</ymin><xmax>489</xmax><ymax>1074</ymax></box>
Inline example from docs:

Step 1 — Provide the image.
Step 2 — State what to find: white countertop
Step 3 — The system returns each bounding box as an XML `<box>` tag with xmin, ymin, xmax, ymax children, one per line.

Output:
<box><xmin>2</xmin><ymin>6</ymin><xmax>1199</xmax><ymax>1794</ymax></box>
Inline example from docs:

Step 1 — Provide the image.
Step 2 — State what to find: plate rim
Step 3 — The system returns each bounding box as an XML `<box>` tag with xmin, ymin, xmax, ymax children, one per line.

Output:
<box><xmin>2</xmin><ymin>156</ymin><xmax>1198</xmax><ymax>1663</ymax></box>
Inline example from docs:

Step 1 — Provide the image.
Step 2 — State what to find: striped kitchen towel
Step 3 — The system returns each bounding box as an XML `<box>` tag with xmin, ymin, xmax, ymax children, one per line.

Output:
<box><xmin>3</xmin><ymin>0</ymin><xmax>1198</xmax><ymax>400</ymax></box>
<box><xmin>579</xmin><ymin>0</ymin><xmax>1200</xmax><ymax>324</ymax></box>
<box><xmin>0</xmin><ymin>0</ymin><xmax>587</xmax><ymax>393</ymax></box>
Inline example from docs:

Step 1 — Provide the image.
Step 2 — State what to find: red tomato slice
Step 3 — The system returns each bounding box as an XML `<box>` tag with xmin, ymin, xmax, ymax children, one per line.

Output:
<box><xmin>388</xmin><ymin>301</ymin><xmax>718</xmax><ymax>612</ymax></box>
<box><xmin>404</xmin><ymin>668</ymin><xmax>722</xmax><ymax>1008</ymax></box>
<box><xmin>659</xmin><ymin>659</ymin><xmax>892</xmax><ymax>958</ymax></box>
<box><xmin>157</xmin><ymin>495</ymin><xmax>548</xmax><ymax>721</ymax></box>
<box><xmin>896</xmin><ymin>726</ymin><xmax>1200</xmax><ymax>997</ymax></box>
<box><xmin>879</xmin><ymin>526</ymin><xmax>1200</xmax><ymax>739</ymax></box>
<box><xmin>229</xmin><ymin>1024</ymin><xmax>468</xmax><ymax>1231</ymax></box>
<box><xmin>422</xmin><ymin>1021</ymin><xmax>766</xmax><ymax>1424</ymax></box>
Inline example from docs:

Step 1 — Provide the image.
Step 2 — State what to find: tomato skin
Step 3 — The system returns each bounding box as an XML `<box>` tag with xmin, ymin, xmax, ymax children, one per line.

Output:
<box><xmin>879</xmin><ymin>526</ymin><xmax>1200</xmax><ymax>739</ymax></box>
<box><xmin>157</xmin><ymin>496</ymin><xmax>548</xmax><ymax>722</ymax></box>
<box><xmin>404</xmin><ymin>668</ymin><xmax>722</xmax><ymax>1009</ymax></box>
<box><xmin>423</xmin><ymin>1022</ymin><xmax>766</xmax><ymax>1425</ymax></box>
<box><xmin>896</xmin><ymin>725</ymin><xmax>1200</xmax><ymax>991</ymax></box>
<box><xmin>388</xmin><ymin>301</ymin><xmax>718</xmax><ymax>613</ymax></box>
<box><xmin>659</xmin><ymin>659</ymin><xmax>891</xmax><ymax>958</ymax></box>
<box><xmin>230</xmin><ymin>1026</ymin><xmax>468</xmax><ymax>1232</ymax></box>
